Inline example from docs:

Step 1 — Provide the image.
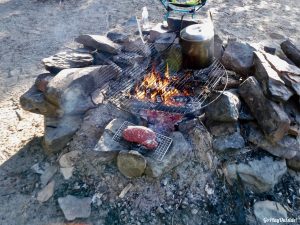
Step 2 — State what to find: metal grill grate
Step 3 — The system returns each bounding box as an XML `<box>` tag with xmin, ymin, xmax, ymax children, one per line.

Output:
<box><xmin>107</xmin><ymin>43</ymin><xmax>228</xmax><ymax>116</ymax></box>
<box><xmin>112</xmin><ymin>121</ymin><xmax>173</xmax><ymax>161</ymax></box>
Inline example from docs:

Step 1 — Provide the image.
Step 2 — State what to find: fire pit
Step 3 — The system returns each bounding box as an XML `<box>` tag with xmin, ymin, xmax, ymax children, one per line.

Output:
<box><xmin>108</xmin><ymin>43</ymin><xmax>228</xmax><ymax>117</ymax></box>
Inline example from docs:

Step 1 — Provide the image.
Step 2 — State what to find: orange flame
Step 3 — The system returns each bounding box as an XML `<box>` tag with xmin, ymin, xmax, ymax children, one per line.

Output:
<box><xmin>134</xmin><ymin>65</ymin><xmax>190</xmax><ymax>106</ymax></box>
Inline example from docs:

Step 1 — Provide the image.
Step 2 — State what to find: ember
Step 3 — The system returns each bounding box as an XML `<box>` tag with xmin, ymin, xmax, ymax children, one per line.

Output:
<box><xmin>134</xmin><ymin>65</ymin><xmax>192</xmax><ymax>106</ymax></box>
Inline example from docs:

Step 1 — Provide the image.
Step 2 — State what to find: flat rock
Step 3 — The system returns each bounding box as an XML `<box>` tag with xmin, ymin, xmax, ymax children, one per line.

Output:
<box><xmin>20</xmin><ymin>85</ymin><xmax>61</xmax><ymax>117</ymax></box>
<box><xmin>205</xmin><ymin>90</ymin><xmax>241</xmax><ymax>122</ymax></box>
<box><xmin>107</xmin><ymin>31</ymin><xmax>129</xmax><ymax>44</ymax></box>
<box><xmin>58</xmin><ymin>195</ymin><xmax>92</xmax><ymax>221</ymax></box>
<box><xmin>145</xmin><ymin>132</ymin><xmax>192</xmax><ymax>178</ymax></box>
<box><xmin>264</xmin><ymin>52</ymin><xmax>300</xmax><ymax>96</ymax></box>
<box><xmin>43</xmin><ymin>116</ymin><xmax>82</xmax><ymax>154</ymax></box>
<box><xmin>40</xmin><ymin>164</ymin><xmax>57</xmax><ymax>186</ymax></box>
<box><xmin>117</xmin><ymin>150</ymin><xmax>146</xmax><ymax>178</ymax></box>
<box><xmin>45</xmin><ymin>65</ymin><xmax>120</xmax><ymax>115</ymax></box>
<box><xmin>246</xmin><ymin>123</ymin><xmax>299</xmax><ymax>159</ymax></box>
<box><xmin>59</xmin><ymin>151</ymin><xmax>81</xmax><ymax>168</ymax></box>
<box><xmin>221</xmin><ymin>40</ymin><xmax>255</xmax><ymax>76</ymax></box>
<box><xmin>37</xmin><ymin>180</ymin><xmax>55</xmax><ymax>203</ymax></box>
<box><xmin>226</xmin><ymin>156</ymin><xmax>287</xmax><ymax>193</ymax></box>
<box><xmin>239</xmin><ymin>77</ymin><xmax>290</xmax><ymax>142</ymax></box>
<box><xmin>254</xmin><ymin>51</ymin><xmax>293</xmax><ymax>102</ymax></box>
<box><xmin>42</xmin><ymin>51</ymin><xmax>94</xmax><ymax>74</ymax></box>
<box><xmin>254</xmin><ymin>200</ymin><xmax>287</xmax><ymax>225</ymax></box>
<box><xmin>75</xmin><ymin>34</ymin><xmax>121</xmax><ymax>54</ymax></box>
<box><xmin>212</xmin><ymin>132</ymin><xmax>245</xmax><ymax>153</ymax></box>
<box><xmin>93</xmin><ymin>119</ymin><xmax>127</xmax><ymax>159</ymax></box>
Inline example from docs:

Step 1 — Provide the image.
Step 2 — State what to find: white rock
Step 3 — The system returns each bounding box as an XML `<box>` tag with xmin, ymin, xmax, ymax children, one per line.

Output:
<box><xmin>59</xmin><ymin>151</ymin><xmax>80</xmax><ymax>168</ymax></box>
<box><xmin>60</xmin><ymin>167</ymin><xmax>74</xmax><ymax>180</ymax></box>
<box><xmin>37</xmin><ymin>180</ymin><xmax>55</xmax><ymax>203</ymax></box>
<box><xmin>58</xmin><ymin>195</ymin><xmax>92</xmax><ymax>221</ymax></box>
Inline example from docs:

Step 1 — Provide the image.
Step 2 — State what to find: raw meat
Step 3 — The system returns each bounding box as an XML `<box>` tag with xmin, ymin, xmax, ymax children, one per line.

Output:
<box><xmin>123</xmin><ymin>126</ymin><xmax>158</xmax><ymax>149</ymax></box>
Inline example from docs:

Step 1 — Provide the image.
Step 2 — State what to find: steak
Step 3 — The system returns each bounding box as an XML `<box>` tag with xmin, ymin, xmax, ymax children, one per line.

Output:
<box><xmin>123</xmin><ymin>126</ymin><xmax>158</xmax><ymax>149</ymax></box>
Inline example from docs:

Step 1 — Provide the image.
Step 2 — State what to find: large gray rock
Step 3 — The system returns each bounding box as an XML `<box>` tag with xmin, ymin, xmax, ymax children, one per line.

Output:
<box><xmin>226</xmin><ymin>156</ymin><xmax>287</xmax><ymax>193</ymax></box>
<box><xmin>58</xmin><ymin>195</ymin><xmax>92</xmax><ymax>221</ymax></box>
<box><xmin>45</xmin><ymin>65</ymin><xmax>120</xmax><ymax>115</ymax></box>
<box><xmin>246</xmin><ymin>123</ymin><xmax>300</xmax><ymax>159</ymax></box>
<box><xmin>117</xmin><ymin>150</ymin><xmax>147</xmax><ymax>178</ymax></box>
<box><xmin>221</xmin><ymin>40</ymin><xmax>255</xmax><ymax>76</ymax></box>
<box><xmin>145</xmin><ymin>132</ymin><xmax>192</xmax><ymax>178</ymax></box>
<box><xmin>212</xmin><ymin>132</ymin><xmax>245</xmax><ymax>153</ymax></box>
<box><xmin>43</xmin><ymin>116</ymin><xmax>82</xmax><ymax>154</ymax></box>
<box><xmin>254</xmin><ymin>200</ymin><xmax>287</xmax><ymax>225</ymax></box>
<box><xmin>205</xmin><ymin>90</ymin><xmax>241</xmax><ymax>122</ymax></box>
<box><xmin>188</xmin><ymin>123</ymin><xmax>216</xmax><ymax>168</ymax></box>
<box><xmin>254</xmin><ymin>51</ymin><xmax>293</xmax><ymax>102</ymax></box>
<box><xmin>239</xmin><ymin>77</ymin><xmax>290</xmax><ymax>142</ymax></box>
<box><xmin>264</xmin><ymin>52</ymin><xmax>300</xmax><ymax>96</ymax></box>
<box><xmin>42</xmin><ymin>51</ymin><xmax>94</xmax><ymax>74</ymax></box>
<box><xmin>75</xmin><ymin>34</ymin><xmax>121</xmax><ymax>54</ymax></box>
<box><xmin>20</xmin><ymin>86</ymin><xmax>61</xmax><ymax>117</ymax></box>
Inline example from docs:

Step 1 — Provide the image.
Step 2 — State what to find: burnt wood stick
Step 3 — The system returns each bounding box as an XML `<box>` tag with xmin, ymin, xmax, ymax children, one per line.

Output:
<box><xmin>281</xmin><ymin>40</ymin><xmax>300</xmax><ymax>67</ymax></box>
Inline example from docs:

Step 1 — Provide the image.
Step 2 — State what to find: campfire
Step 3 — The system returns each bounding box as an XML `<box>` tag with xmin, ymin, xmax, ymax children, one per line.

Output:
<box><xmin>134</xmin><ymin>64</ymin><xmax>192</xmax><ymax>107</ymax></box>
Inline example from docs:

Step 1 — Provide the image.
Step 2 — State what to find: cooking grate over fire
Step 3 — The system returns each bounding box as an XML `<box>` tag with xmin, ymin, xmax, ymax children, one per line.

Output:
<box><xmin>107</xmin><ymin>43</ymin><xmax>228</xmax><ymax>115</ymax></box>
<box><xmin>113</xmin><ymin>121</ymin><xmax>173</xmax><ymax>161</ymax></box>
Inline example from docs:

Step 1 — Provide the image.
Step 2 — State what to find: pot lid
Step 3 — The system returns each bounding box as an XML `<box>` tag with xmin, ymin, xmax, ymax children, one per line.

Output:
<box><xmin>180</xmin><ymin>23</ymin><xmax>214</xmax><ymax>42</ymax></box>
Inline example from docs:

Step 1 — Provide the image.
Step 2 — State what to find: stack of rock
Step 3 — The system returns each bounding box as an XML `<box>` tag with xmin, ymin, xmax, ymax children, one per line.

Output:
<box><xmin>203</xmin><ymin>38</ymin><xmax>300</xmax><ymax>188</ymax></box>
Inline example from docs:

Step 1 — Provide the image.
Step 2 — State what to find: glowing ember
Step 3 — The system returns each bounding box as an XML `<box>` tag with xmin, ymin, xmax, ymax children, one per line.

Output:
<box><xmin>134</xmin><ymin>65</ymin><xmax>191</xmax><ymax>106</ymax></box>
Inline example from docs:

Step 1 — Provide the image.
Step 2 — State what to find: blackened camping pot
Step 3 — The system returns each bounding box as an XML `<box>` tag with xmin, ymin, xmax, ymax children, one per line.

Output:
<box><xmin>180</xmin><ymin>23</ymin><xmax>214</xmax><ymax>69</ymax></box>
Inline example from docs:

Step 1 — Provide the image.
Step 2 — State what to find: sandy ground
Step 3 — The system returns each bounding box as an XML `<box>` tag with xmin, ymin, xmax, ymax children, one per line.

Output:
<box><xmin>0</xmin><ymin>0</ymin><xmax>299</xmax><ymax>224</ymax></box>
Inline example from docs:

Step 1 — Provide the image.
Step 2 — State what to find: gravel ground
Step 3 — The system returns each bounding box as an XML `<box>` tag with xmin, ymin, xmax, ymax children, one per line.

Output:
<box><xmin>0</xmin><ymin>0</ymin><xmax>299</xmax><ymax>224</ymax></box>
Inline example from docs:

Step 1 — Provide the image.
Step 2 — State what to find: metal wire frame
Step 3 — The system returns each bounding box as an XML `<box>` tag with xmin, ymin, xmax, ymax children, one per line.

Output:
<box><xmin>112</xmin><ymin>121</ymin><xmax>173</xmax><ymax>161</ymax></box>
<box><xmin>107</xmin><ymin>43</ymin><xmax>228</xmax><ymax>115</ymax></box>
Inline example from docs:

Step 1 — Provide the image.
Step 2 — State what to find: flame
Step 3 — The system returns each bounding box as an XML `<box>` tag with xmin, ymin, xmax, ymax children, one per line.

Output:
<box><xmin>134</xmin><ymin>65</ymin><xmax>190</xmax><ymax>106</ymax></box>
